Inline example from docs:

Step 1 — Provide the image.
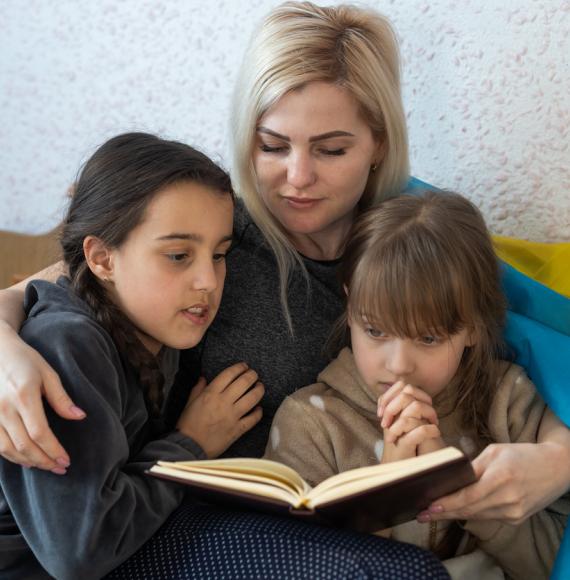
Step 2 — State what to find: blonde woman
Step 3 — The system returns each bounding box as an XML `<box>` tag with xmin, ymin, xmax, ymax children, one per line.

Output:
<box><xmin>0</xmin><ymin>2</ymin><xmax>568</xmax><ymax>577</ymax></box>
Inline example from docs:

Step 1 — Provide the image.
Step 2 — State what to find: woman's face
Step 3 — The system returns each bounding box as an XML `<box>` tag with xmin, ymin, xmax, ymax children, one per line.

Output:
<box><xmin>253</xmin><ymin>81</ymin><xmax>381</xmax><ymax>258</ymax></box>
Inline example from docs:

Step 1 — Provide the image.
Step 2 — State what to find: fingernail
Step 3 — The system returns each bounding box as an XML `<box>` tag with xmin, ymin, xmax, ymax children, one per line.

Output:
<box><xmin>429</xmin><ymin>504</ymin><xmax>444</xmax><ymax>513</ymax></box>
<box><xmin>70</xmin><ymin>405</ymin><xmax>86</xmax><ymax>418</ymax></box>
<box><xmin>51</xmin><ymin>467</ymin><xmax>67</xmax><ymax>475</ymax></box>
<box><xmin>417</xmin><ymin>512</ymin><xmax>431</xmax><ymax>522</ymax></box>
<box><xmin>56</xmin><ymin>457</ymin><xmax>70</xmax><ymax>467</ymax></box>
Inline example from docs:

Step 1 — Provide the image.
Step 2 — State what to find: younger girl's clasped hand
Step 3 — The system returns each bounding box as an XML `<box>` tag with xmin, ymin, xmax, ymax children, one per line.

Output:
<box><xmin>377</xmin><ymin>380</ymin><xmax>443</xmax><ymax>462</ymax></box>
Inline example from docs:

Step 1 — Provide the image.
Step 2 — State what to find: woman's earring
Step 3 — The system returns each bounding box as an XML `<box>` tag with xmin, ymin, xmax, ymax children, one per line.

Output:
<box><xmin>371</xmin><ymin>163</ymin><xmax>378</xmax><ymax>172</ymax></box>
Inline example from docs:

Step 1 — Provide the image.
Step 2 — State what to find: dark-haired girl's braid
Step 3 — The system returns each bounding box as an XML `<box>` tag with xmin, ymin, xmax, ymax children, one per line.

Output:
<box><xmin>71</xmin><ymin>263</ymin><xmax>164</xmax><ymax>417</ymax></box>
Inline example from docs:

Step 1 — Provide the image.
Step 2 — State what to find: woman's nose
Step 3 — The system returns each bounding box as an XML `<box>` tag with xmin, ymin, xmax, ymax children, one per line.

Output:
<box><xmin>287</xmin><ymin>151</ymin><xmax>316</xmax><ymax>190</ymax></box>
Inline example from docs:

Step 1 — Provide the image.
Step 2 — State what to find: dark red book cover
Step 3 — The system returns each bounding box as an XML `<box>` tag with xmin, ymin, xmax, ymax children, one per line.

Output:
<box><xmin>148</xmin><ymin>453</ymin><xmax>475</xmax><ymax>532</ymax></box>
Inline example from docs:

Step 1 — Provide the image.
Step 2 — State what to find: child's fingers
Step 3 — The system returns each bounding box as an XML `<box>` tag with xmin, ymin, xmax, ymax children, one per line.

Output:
<box><xmin>395</xmin><ymin>423</ymin><xmax>441</xmax><ymax>448</ymax></box>
<box><xmin>235</xmin><ymin>406</ymin><xmax>263</xmax><ymax>438</ymax></box>
<box><xmin>378</xmin><ymin>382</ymin><xmax>432</xmax><ymax>421</ymax></box>
<box><xmin>384</xmin><ymin>416</ymin><xmax>424</xmax><ymax>443</ymax></box>
<box><xmin>234</xmin><ymin>382</ymin><xmax>265</xmax><ymax>417</ymax></box>
<box><xmin>208</xmin><ymin>363</ymin><xmax>257</xmax><ymax>398</ymax></box>
<box><xmin>398</xmin><ymin>400</ymin><xmax>439</xmax><ymax>425</ymax></box>
<box><xmin>380</xmin><ymin>388</ymin><xmax>435</xmax><ymax>428</ymax></box>
<box><xmin>208</xmin><ymin>362</ymin><xmax>251</xmax><ymax>393</ymax></box>
<box><xmin>401</xmin><ymin>385</ymin><xmax>432</xmax><ymax>405</ymax></box>
<box><xmin>377</xmin><ymin>381</ymin><xmax>405</xmax><ymax>418</ymax></box>
<box><xmin>224</xmin><ymin>368</ymin><xmax>259</xmax><ymax>402</ymax></box>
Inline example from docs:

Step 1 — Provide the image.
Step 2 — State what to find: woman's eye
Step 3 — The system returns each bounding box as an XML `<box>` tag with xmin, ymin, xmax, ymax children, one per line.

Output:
<box><xmin>320</xmin><ymin>148</ymin><xmax>346</xmax><ymax>156</ymax></box>
<box><xmin>213</xmin><ymin>253</ymin><xmax>227</xmax><ymax>263</ymax></box>
<box><xmin>259</xmin><ymin>143</ymin><xmax>287</xmax><ymax>153</ymax></box>
<box><xmin>166</xmin><ymin>253</ymin><xmax>188</xmax><ymax>263</ymax></box>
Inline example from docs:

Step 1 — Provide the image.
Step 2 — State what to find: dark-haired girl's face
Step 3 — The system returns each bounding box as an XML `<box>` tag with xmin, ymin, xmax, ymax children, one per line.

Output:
<box><xmin>106</xmin><ymin>182</ymin><xmax>233</xmax><ymax>354</ymax></box>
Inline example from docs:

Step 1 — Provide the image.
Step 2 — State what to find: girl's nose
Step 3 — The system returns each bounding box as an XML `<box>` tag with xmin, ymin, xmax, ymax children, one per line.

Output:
<box><xmin>385</xmin><ymin>339</ymin><xmax>415</xmax><ymax>378</ymax></box>
<box><xmin>287</xmin><ymin>151</ymin><xmax>316</xmax><ymax>190</ymax></box>
<box><xmin>192</xmin><ymin>257</ymin><xmax>218</xmax><ymax>293</ymax></box>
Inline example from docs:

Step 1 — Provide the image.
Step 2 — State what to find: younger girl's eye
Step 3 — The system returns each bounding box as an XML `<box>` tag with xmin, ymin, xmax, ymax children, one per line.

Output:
<box><xmin>419</xmin><ymin>335</ymin><xmax>440</xmax><ymax>346</ymax></box>
<box><xmin>213</xmin><ymin>253</ymin><xmax>227</xmax><ymax>263</ymax></box>
<box><xmin>365</xmin><ymin>327</ymin><xmax>387</xmax><ymax>339</ymax></box>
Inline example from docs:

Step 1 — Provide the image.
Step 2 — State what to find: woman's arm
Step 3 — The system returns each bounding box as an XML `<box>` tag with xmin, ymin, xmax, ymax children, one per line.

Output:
<box><xmin>0</xmin><ymin>262</ymin><xmax>85</xmax><ymax>471</ymax></box>
<box><xmin>421</xmin><ymin>369</ymin><xmax>570</xmax><ymax>523</ymax></box>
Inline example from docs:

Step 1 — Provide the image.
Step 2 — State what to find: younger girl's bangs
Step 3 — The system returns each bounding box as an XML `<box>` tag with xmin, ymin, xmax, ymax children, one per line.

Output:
<box><xmin>347</xmin><ymin>230</ymin><xmax>474</xmax><ymax>339</ymax></box>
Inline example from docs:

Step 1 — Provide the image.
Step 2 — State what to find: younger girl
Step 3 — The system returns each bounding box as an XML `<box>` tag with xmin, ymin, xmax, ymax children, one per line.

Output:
<box><xmin>265</xmin><ymin>191</ymin><xmax>569</xmax><ymax>580</ymax></box>
<box><xmin>0</xmin><ymin>132</ymin><xmax>264</xmax><ymax>579</ymax></box>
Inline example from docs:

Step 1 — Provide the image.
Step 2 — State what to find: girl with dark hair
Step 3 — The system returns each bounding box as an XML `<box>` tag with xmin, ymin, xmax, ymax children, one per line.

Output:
<box><xmin>0</xmin><ymin>132</ymin><xmax>265</xmax><ymax>579</ymax></box>
<box><xmin>265</xmin><ymin>191</ymin><xmax>569</xmax><ymax>579</ymax></box>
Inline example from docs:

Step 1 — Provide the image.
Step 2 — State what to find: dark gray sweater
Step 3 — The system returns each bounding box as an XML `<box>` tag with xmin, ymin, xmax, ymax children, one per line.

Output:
<box><xmin>174</xmin><ymin>201</ymin><xmax>345</xmax><ymax>458</ymax></box>
<box><xmin>0</xmin><ymin>279</ymin><xmax>205</xmax><ymax>580</ymax></box>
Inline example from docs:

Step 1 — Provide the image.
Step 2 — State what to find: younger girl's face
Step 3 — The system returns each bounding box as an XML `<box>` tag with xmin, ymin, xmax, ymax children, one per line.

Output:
<box><xmin>107</xmin><ymin>182</ymin><xmax>233</xmax><ymax>354</ymax></box>
<box><xmin>349</xmin><ymin>315</ymin><xmax>473</xmax><ymax>400</ymax></box>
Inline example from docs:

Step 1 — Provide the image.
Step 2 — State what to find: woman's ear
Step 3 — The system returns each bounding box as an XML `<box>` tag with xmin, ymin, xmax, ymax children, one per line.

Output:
<box><xmin>83</xmin><ymin>236</ymin><xmax>114</xmax><ymax>283</ymax></box>
<box><xmin>372</xmin><ymin>138</ymin><xmax>387</xmax><ymax>168</ymax></box>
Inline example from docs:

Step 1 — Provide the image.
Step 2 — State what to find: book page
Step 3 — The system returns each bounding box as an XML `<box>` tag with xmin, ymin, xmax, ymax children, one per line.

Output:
<box><xmin>307</xmin><ymin>447</ymin><xmax>464</xmax><ymax>507</ymax></box>
<box><xmin>154</xmin><ymin>458</ymin><xmax>311</xmax><ymax>496</ymax></box>
<box><xmin>150</xmin><ymin>464</ymin><xmax>306</xmax><ymax>506</ymax></box>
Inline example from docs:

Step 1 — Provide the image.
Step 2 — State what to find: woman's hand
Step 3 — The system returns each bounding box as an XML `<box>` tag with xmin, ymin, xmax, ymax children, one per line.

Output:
<box><xmin>378</xmin><ymin>381</ymin><xmax>444</xmax><ymax>463</ymax></box>
<box><xmin>176</xmin><ymin>362</ymin><xmax>264</xmax><ymax>458</ymax></box>
<box><xmin>418</xmin><ymin>441</ymin><xmax>570</xmax><ymax>524</ymax></box>
<box><xmin>0</xmin><ymin>322</ymin><xmax>86</xmax><ymax>473</ymax></box>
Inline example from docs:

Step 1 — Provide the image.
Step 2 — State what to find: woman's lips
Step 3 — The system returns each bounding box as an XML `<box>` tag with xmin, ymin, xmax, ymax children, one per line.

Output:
<box><xmin>283</xmin><ymin>196</ymin><xmax>322</xmax><ymax>209</ymax></box>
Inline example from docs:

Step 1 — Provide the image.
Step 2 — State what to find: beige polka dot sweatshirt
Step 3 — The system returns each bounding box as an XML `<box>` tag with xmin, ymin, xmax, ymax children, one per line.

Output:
<box><xmin>264</xmin><ymin>347</ymin><xmax>569</xmax><ymax>580</ymax></box>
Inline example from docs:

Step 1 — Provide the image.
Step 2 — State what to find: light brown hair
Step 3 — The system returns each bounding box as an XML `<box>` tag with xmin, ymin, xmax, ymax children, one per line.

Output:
<box><xmin>339</xmin><ymin>191</ymin><xmax>507</xmax><ymax>445</ymax></box>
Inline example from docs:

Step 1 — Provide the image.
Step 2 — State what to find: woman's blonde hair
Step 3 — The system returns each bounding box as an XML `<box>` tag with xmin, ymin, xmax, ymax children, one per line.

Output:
<box><xmin>339</xmin><ymin>191</ymin><xmax>507</xmax><ymax>447</ymax></box>
<box><xmin>231</xmin><ymin>1</ymin><xmax>409</xmax><ymax>330</ymax></box>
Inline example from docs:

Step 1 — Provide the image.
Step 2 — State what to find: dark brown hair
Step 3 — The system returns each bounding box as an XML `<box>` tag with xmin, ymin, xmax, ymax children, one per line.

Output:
<box><xmin>61</xmin><ymin>132</ymin><xmax>233</xmax><ymax>416</ymax></box>
<box><xmin>339</xmin><ymin>190</ymin><xmax>507</xmax><ymax>447</ymax></box>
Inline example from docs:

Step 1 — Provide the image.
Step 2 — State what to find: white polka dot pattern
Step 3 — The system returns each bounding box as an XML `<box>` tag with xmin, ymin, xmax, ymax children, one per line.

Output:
<box><xmin>309</xmin><ymin>395</ymin><xmax>325</xmax><ymax>411</ymax></box>
<box><xmin>105</xmin><ymin>501</ymin><xmax>451</xmax><ymax>579</ymax></box>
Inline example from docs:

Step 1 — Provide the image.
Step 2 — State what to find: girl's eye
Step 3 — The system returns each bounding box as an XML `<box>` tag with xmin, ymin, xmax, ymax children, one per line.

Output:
<box><xmin>166</xmin><ymin>253</ymin><xmax>189</xmax><ymax>263</ymax></box>
<box><xmin>419</xmin><ymin>335</ymin><xmax>440</xmax><ymax>346</ymax></box>
<box><xmin>213</xmin><ymin>253</ymin><xmax>227</xmax><ymax>263</ymax></box>
<box><xmin>365</xmin><ymin>327</ymin><xmax>386</xmax><ymax>339</ymax></box>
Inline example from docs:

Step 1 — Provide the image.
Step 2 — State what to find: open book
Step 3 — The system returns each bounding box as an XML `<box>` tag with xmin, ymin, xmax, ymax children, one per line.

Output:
<box><xmin>148</xmin><ymin>447</ymin><xmax>475</xmax><ymax>532</ymax></box>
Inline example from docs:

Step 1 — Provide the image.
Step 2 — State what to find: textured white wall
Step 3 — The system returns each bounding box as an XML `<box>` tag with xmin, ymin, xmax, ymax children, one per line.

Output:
<box><xmin>2</xmin><ymin>0</ymin><xmax>569</xmax><ymax>240</ymax></box>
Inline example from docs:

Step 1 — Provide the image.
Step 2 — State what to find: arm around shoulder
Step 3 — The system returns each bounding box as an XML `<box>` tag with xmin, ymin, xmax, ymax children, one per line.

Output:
<box><xmin>0</xmin><ymin>264</ymin><xmax>82</xmax><ymax>471</ymax></box>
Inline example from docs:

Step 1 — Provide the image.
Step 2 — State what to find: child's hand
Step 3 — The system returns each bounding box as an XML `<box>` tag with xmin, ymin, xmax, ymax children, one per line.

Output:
<box><xmin>377</xmin><ymin>381</ymin><xmax>444</xmax><ymax>463</ymax></box>
<box><xmin>176</xmin><ymin>363</ymin><xmax>264</xmax><ymax>458</ymax></box>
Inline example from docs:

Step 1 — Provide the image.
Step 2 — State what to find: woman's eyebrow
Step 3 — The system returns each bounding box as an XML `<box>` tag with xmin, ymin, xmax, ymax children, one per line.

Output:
<box><xmin>256</xmin><ymin>127</ymin><xmax>355</xmax><ymax>142</ymax></box>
